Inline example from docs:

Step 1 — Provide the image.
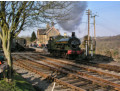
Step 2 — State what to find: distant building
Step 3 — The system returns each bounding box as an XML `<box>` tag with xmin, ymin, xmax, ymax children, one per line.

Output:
<box><xmin>37</xmin><ymin>24</ymin><xmax>60</xmax><ymax>45</ymax></box>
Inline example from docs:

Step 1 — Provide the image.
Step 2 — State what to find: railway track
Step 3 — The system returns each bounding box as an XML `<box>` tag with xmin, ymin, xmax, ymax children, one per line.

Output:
<box><xmin>27</xmin><ymin>52</ymin><xmax>120</xmax><ymax>73</ymax></box>
<box><xmin>76</xmin><ymin>61</ymin><xmax>120</xmax><ymax>73</ymax></box>
<box><xmin>13</xmin><ymin>57</ymin><xmax>95</xmax><ymax>91</ymax></box>
<box><xmin>27</xmin><ymin>54</ymin><xmax>120</xmax><ymax>89</ymax></box>
<box><xmin>12</xmin><ymin>53</ymin><xmax>120</xmax><ymax>91</ymax></box>
<box><xmin>43</xmin><ymin>54</ymin><xmax>120</xmax><ymax>73</ymax></box>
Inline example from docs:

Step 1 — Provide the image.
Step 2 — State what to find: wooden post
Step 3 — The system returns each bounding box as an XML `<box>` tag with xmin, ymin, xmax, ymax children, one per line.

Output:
<box><xmin>91</xmin><ymin>40</ymin><xmax>93</xmax><ymax>57</ymax></box>
<box><xmin>86</xmin><ymin>41</ymin><xmax>88</xmax><ymax>56</ymax></box>
<box><xmin>86</xmin><ymin>9</ymin><xmax>91</xmax><ymax>55</ymax></box>
<box><xmin>51</xmin><ymin>82</ymin><xmax>56</xmax><ymax>91</ymax></box>
<box><xmin>118</xmin><ymin>48</ymin><xmax>120</xmax><ymax>58</ymax></box>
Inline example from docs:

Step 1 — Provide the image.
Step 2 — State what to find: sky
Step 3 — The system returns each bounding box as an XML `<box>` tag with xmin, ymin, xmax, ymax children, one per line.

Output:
<box><xmin>18</xmin><ymin>1</ymin><xmax>120</xmax><ymax>38</ymax></box>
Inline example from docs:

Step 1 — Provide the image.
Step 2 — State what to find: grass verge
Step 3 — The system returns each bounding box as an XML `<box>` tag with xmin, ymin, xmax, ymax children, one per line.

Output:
<box><xmin>0</xmin><ymin>72</ymin><xmax>36</xmax><ymax>91</ymax></box>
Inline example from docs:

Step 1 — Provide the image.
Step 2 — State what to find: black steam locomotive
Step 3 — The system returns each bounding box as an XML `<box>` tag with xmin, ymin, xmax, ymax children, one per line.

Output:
<box><xmin>47</xmin><ymin>32</ymin><xmax>83</xmax><ymax>59</ymax></box>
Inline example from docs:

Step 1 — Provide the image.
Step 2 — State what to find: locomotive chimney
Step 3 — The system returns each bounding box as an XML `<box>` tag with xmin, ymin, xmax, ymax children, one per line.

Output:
<box><xmin>72</xmin><ymin>32</ymin><xmax>75</xmax><ymax>37</ymax></box>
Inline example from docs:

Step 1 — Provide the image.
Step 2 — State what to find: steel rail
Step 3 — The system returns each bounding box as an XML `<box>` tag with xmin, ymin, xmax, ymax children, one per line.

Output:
<box><xmin>37</xmin><ymin>55</ymin><xmax>120</xmax><ymax>79</ymax></box>
<box><xmin>13</xmin><ymin>60</ymin><xmax>86</xmax><ymax>91</ymax></box>
<box><xmin>13</xmin><ymin>56</ymin><xmax>118</xmax><ymax>90</ymax></box>
<box><xmin>31</xmin><ymin>56</ymin><xmax>120</xmax><ymax>90</ymax></box>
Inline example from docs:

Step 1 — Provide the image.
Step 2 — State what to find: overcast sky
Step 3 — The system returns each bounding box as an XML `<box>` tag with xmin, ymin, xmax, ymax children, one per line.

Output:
<box><xmin>18</xmin><ymin>1</ymin><xmax>120</xmax><ymax>38</ymax></box>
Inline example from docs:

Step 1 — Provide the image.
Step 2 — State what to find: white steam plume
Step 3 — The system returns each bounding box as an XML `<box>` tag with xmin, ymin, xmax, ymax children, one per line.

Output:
<box><xmin>57</xmin><ymin>1</ymin><xmax>87</xmax><ymax>32</ymax></box>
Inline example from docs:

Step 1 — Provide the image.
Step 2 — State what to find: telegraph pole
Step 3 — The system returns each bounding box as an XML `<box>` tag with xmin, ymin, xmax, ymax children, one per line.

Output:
<box><xmin>92</xmin><ymin>15</ymin><xmax>97</xmax><ymax>40</ymax></box>
<box><xmin>86</xmin><ymin>9</ymin><xmax>91</xmax><ymax>55</ymax></box>
<box><xmin>91</xmin><ymin>14</ymin><xmax>97</xmax><ymax>54</ymax></box>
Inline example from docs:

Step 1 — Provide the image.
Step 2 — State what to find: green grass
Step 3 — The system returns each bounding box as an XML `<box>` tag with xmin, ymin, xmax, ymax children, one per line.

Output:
<box><xmin>0</xmin><ymin>73</ymin><xmax>36</xmax><ymax>91</ymax></box>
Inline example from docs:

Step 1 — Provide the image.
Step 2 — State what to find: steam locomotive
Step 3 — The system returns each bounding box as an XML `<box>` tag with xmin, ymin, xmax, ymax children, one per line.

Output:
<box><xmin>47</xmin><ymin>32</ymin><xmax>83</xmax><ymax>59</ymax></box>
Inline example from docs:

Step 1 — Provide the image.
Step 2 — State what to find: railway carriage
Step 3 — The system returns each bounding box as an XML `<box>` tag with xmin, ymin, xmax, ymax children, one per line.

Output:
<box><xmin>11</xmin><ymin>38</ymin><xmax>26</xmax><ymax>51</ymax></box>
<box><xmin>0</xmin><ymin>38</ymin><xmax>26</xmax><ymax>51</ymax></box>
<box><xmin>47</xmin><ymin>32</ymin><xmax>83</xmax><ymax>59</ymax></box>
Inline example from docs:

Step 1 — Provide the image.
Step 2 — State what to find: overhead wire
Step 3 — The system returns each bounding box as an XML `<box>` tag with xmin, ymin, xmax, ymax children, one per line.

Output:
<box><xmin>96</xmin><ymin>17</ymin><xmax>120</xmax><ymax>35</ymax></box>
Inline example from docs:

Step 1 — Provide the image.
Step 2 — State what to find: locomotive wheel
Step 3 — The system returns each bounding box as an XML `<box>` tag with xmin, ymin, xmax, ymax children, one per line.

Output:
<box><xmin>61</xmin><ymin>53</ymin><xmax>65</xmax><ymax>58</ymax></box>
<box><xmin>52</xmin><ymin>51</ymin><xmax>55</xmax><ymax>56</ymax></box>
<box><xmin>54</xmin><ymin>51</ymin><xmax>57</xmax><ymax>57</ymax></box>
<box><xmin>56</xmin><ymin>51</ymin><xmax>60</xmax><ymax>57</ymax></box>
<box><xmin>58</xmin><ymin>51</ymin><xmax>61</xmax><ymax>57</ymax></box>
<box><xmin>65</xmin><ymin>54</ymin><xmax>68</xmax><ymax>59</ymax></box>
<box><xmin>51</xmin><ymin>52</ymin><xmax>54</xmax><ymax>56</ymax></box>
<box><xmin>65</xmin><ymin>54</ymin><xmax>70</xmax><ymax>59</ymax></box>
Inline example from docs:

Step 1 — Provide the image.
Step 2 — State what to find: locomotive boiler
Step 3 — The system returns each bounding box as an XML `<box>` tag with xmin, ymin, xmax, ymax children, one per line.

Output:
<box><xmin>47</xmin><ymin>32</ymin><xmax>83</xmax><ymax>59</ymax></box>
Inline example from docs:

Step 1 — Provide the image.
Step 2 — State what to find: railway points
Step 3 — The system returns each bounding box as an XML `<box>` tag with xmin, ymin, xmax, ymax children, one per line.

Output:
<box><xmin>12</xmin><ymin>52</ymin><xmax>120</xmax><ymax>91</ymax></box>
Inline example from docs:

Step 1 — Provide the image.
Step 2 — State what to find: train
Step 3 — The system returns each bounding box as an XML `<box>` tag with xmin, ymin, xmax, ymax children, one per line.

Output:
<box><xmin>0</xmin><ymin>38</ymin><xmax>26</xmax><ymax>52</ymax></box>
<box><xmin>11</xmin><ymin>38</ymin><xmax>26</xmax><ymax>51</ymax></box>
<box><xmin>47</xmin><ymin>32</ymin><xmax>83</xmax><ymax>59</ymax></box>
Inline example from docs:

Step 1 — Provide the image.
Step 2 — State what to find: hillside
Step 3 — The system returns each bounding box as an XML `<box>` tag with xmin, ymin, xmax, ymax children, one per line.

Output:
<box><xmin>96</xmin><ymin>35</ymin><xmax>120</xmax><ymax>59</ymax></box>
<box><xmin>96</xmin><ymin>35</ymin><xmax>120</xmax><ymax>50</ymax></box>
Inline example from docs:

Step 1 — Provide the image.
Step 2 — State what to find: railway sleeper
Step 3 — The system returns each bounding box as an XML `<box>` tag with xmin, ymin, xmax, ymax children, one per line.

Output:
<box><xmin>39</xmin><ymin>60</ymin><xmax>120</xmax><ymax>87</ymax></box>
<box><xmin>38</xmin><ymin>55</ymin><xmax>120</xmax><ymax>78</ymax></box>
<box><xmin>37</xmin><ymin>58</ymin><xmax>120</xmax><ymax>88</ymax></box>
<box><xmin>81</xmin><ymin>84</ymin><xmax>101</xmax><ymax>91</ymax></box>
<box><xmin>34</xmin><ymin>55</ymin><xmax>119</xmax><ymax>78</ymax></box>
<box><xmin>13</xmin><ymin>54</ymin><xmax>120</xmax><ymax>90</ymax></box>
<box><xmin>14</xmin><ymin>61</ymin><xmax>86</xmax><ymax>91</ymax></box>
<box><xmin>73</xmin><ymin>81</ymin><xmax>87</xmax><ymax>86</ymax></box>
<box><xmin>65</xmin><ymin>79</ymin><xmax>80</xmax><ymax>84</ymax></box>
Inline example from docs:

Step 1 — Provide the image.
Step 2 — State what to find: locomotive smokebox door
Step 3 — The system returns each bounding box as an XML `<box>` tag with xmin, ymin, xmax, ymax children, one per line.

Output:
<box><xmin>72</xmin><ymin>32</ymin><xmax>75</xmax><ymax>37</ymax></box>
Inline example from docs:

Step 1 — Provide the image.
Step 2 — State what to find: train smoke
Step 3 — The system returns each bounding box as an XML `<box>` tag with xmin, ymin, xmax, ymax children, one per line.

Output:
<box><xmin>57</xmin><ymin>1</ymin><xmax>87</xmax><ymax>32</ymax></box>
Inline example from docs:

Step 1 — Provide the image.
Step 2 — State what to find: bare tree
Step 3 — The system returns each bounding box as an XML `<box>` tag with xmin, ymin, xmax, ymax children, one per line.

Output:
<box><xmin>0</xmin><ymin>1</ymin><xmax>72</xmax><ymax>81</ymax></box>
